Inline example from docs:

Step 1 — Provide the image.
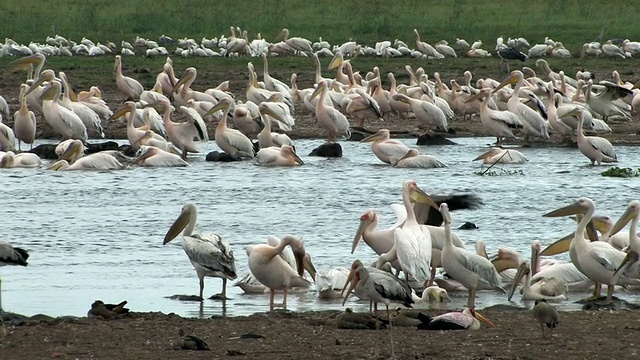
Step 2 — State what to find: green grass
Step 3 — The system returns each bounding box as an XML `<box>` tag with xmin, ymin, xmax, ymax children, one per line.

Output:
<box><xmin>2</xmin><ymin>0</ymin><xmax>640</xmax><ymax>52</ymax></box>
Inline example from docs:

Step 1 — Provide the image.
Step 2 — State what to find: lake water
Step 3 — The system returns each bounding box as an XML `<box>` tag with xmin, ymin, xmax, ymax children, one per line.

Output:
<box><xmin>1</xmin><ymin>136</ymin><xmax>639</xmax><ymax>318</ymax></box>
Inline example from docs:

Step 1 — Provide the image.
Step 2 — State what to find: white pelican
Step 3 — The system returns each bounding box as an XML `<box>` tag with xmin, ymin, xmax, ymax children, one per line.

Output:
<box><xmin>0</xmin><ymin>241</ymin><xmax>29</xmax><ymax>312</ymax></box>
<box><xmin>132</xmin><ymin>144</ymin><xmax>188</xmax><ymax>167</ymax></box>
<box><xmin>411</xmin><ymin>285</ymin><xmax>452</xmax><ymax>303</ymax></box>
<box><xmin>278</xmin><ymin>28</ymin><xmax>313</xmax><ymax>54</ymax></box>
<box><xmin>416</xmin><ymin>308</ymin><xmax>495</xmax><ymax>330</ymax></box>
<box><xmin>508</xmin><ymin>260</ymin><xmax>567</xmax><ymax>302</ymax></box>
<box><xmin>58</xmin><ymin>72</ymin><xmax>105</xmax><ymax>138</ymax></box>
<box><xmin>352</xmin><ymin>205</ymin><xmax>406</xmax><ymax>273</ymax></box>
<box><xmin>49</xmin><ymin>144</ymin><xmax>125</xmax><ymax>171</ymax></box>
<box><xmin>391</xmin><ymin>149</ymin><xmax>447</xmax><ymax>168</ymax></box>
<box><xmin>13</xmin><ymin>84</ymin><xmax>36</xmax><ymax>150</ymax></box>
<box><xmin>31</xmin><ymin>80</ymin><xmax>88</xmax><ymax>141</ymax></box>
<box><xmin>360</xmin><ymin>129</ymin><xmax>410</xmax><ymax>165</ymax></box>
<box><xmin>440</xmin><ymin>203</ymin><xmax>503</xmax><ymax>310</ymax></box>
<box><xmin>261</xmin><ymin>53</ymin><xmax>293</xmax><ymax>99</ymax></box>
<box><xmin>247</xmin><ymin>234</ymin><xmax>316</xmax><ymax>310</ymax></box>
<box><xmin>376</xmin><ymin>180</ymin><xmax>437</xmax><ymax>288</ymax></box>
<box><xmin>158</xmin><ymin>99</ymin><xmax>206</xmax><ymax>160</ymax></box>
<box><xmin>466</xmin><ymin>88</ymin><xmax>523</xmax><ymax>146</ymax></box>
<box><xmin>572</xmin><ymin>109</ymin><xmax>617</xmax><ymax>165</ymax></box>
<box><xmin>140</xmin><ymin>82</ymin><xmax>170</xmax><ymax>106</ymax></box>
<box><xmin>206</xmin><ymin>98</ymin><xmax>255</xmax><ymax>159</ymax></box>
<box><xmin>315</xmin><ymin>267</ymin><xmax>350</xmax><ymax>299</ymax></box>
<box><xmin>258</xmin><ymin>95</ymin><xmax>296</xmax><ymax>131</ymax></box>
<box><xmin>164</xmin><ymin>203</ymin><xmax>237</xmax><ymax>300</ymax></box>
<box><xmin>114</xmin><ymin>55</ymin><xmax>143</xmax><ymax>100</ymax></box>
<box><xmin>257</xmin><ymin>108</ymin><xmax>294</xmax><ymax>149</ymax></box>
<box><xmin>473</xmin><ymin>147</ymin><xmax>528</xmax><ymax>165</ymax></box>
<box><xmin>413</xmin><ymin>29</ymin><xmax>442</xmax><ymax>59</ymax></box>
<box><xmin>172</xmin><ymin>67</ymin><xmax>218</xmax><ymax>106</ymax></box>
<box><xmin>309</xmin><ymin>80</ymin><xmax>351</xmax><ymax>142</ymax></box>
<box><xmin>342</xmin><ymin>260</ymin><xmax>414</xmax><ymax>358</ymax></box>
<box><xmin>0</xmin><ymin>151</ymin><xmax>41</xmax><ymax>168</ymax></box>
<box><xmin>0</xmin><ymin>116</ymin><xmax>16</xmax><ymax>152</ymax></box>
<box><xmin>111</xmin><ymin>102</ymin><xmax>171</xmax><ymax>152</ymax></box>
<box><xmin>609</xmin><ymin>200</ymin><xmax>640</xmax><ymax>277</ymax></box>
<box><xmin>543</xmin><ymin>197</ymin><xmax>637</xmax><ymax>304</ymax></box>
<box><xmin>392</xmin><ymin>93</ymin><xmax>448</xmax><ymax>132</ymax></box>
<box><xmin>584</xmin><ymin>80</ymin><xmax>632</xmax><ymax>121</ymax></box>
<box><xmin>254</xmin><ymin>145</ymin><xmax>304</xmax><ymax>166</ymax></box>
<box><xmin>532</xmin><ymin>299</ymin><xmax>559</xmax><ymax>338</ymax></box>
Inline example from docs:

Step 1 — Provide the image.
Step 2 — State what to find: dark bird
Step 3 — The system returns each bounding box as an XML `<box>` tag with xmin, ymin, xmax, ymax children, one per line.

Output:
<box><xmin>336</xmin><ymin>308</ymin><xmax>388</xmax><ymax>329</ymax></box>
<box><xmin>498</xmin><ymin>48</ymin><xmax>527</xmax><ymax>72</ymax></box>
<box><xmin>0</xmin><ymin>241</ymin><xmax>29</xmax><ymax>312</ymax></box>
<box><xmin>414</xmin><ymin>193</ymin><xmax>482</xmax><ymax>226</ymax></box>
<box><xmin>417</xmin><ymin>308</ymin><xmax>496</xmax><ymax>330</ymax></box>
<box><xmin>87</xmin><ymin>300</ymin><xmax>127</xmax><ymax>319</ymax></box>
<box><xmin>532</xmin><ymin>299</ymin><xmax>559</xmax><ymax>338</ymax></box>
<box><xmin>171</xmin><ymin>329</ymin><xmax>210</xmax><ymax>351</ymax></box>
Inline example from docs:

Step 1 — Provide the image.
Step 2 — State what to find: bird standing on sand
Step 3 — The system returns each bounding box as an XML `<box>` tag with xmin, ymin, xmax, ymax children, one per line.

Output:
<box><xmin>532</xmin><ymin>299</ymin><xmax>559</xmax><ymax>338</ymax></box>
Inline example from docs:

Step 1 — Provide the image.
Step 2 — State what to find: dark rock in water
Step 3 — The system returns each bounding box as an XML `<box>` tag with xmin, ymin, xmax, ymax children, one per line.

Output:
<box><xmin>482</xmin><ymin>304</ymin><xmax>529</xmax><ymax>312</ymax></box>
<box><xmin>309</xmin><ymin>143</ymin><xmax>342</xmax><ymax>157</ymax></box>
<box><xmin>578</xmin><ymin>296</ymin><xmax>640</xmax><ymax>311</ymax></box>
<box><xmin>29</xmin><ymin>144</ymin><xmax>58</xmax><ymax>159</ymax></box>
<box><xmin>205</xmin><ymin>151</ymin><xmax>242</xmax><ymax>162</ymax></box>
<box><xmin>458</xmin><ymin>222</ymin><xmax>478</xmax><ymax>230</ymax></box>
<box><xmin>166</xmin><ymin>294</ymin><xmax>203</xmax><ymax>302</ymax></box>
<box><xmin>416</xmin><ymin>133</ymin><xmax>457</xmax><ymax>145</ymax></box>
<box><xmin>85</xmin><ymin>141</ymin><xmax>119</xmax><ymax>154</ymax></box>
<box><xmin>119</xmin><ymin>144</ymin><xmax>137</xmax><ymax>157</ymax></box>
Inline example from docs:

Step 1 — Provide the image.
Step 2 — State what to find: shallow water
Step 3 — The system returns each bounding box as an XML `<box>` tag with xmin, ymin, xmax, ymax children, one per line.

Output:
<box><xmin>1</xmin><ymin>137</ymin><xmax>639</xmax><ymax>318</ymax></box>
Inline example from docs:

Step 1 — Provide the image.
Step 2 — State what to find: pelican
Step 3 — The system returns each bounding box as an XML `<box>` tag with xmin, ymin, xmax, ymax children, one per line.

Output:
<box><xmin>58</xmin><ymin>72</ymin><xmax>105</xmax><ymax>138</ymax></box>
<box><xmin>609</xmin><ymin>200</ymin><xmax>640</xmax><ymax>277</ymax></box>
<box><xmin>584</xmin><ymin>80</ymin><xmax>632</xmax><ymax>121</ymax></box>
<box><xmin>411</xmin><ymin>285</ymin><xmax>452</xmax><ymax>303</ymax></box>
<box><xmin>157</xmin><ymin>99</ymin><xmax>206</xmax><ymax>160</ymax></box>
<box><xmin>247</xmin><ymin>234</ymin><xmax>316</xmax><ymax>310</ymax></box>
<box><xmin>440</xmin><ymin>203</ymin><xmax>504</xmax><ymax>310</ymax></box>
<box><xmin>572</xmin><ymin>109</ymin><xmax>617</xmax><ymax>165</ymax></box>
<box><xmin>360</xmin><ymin>129</ymin><xmax>410</xmax><ymax>165</ymax></box>
<box><xmin>32</xmin><ymin>80</ymin><xmax>88</xmax><ymax>141</ymax></box>
<box><xmin>391</xmin><ymin>149</ymin><xmax>447</xmax><ymax>168</ymax></box>
<box><xmin>257</xmin><ymin>107</ymin><xmax>294</xmax><ymax>149</ymax></box>
<box><xmin>416</xmin><ymin>308</ymin><xmax>495</xmax><ymax>330</ymax></box>
<box><xmin>543</xmin><ymin>197</ymin><xmax>637</xmax><ymax>304</ymax></box>
<box><xmin>13</xmin><ymin>84</ymin><xmax>36</xmax><ymax>150</ymax></box>
<box><xmin>172</xmin><ymin>67</ymin><xmax>218</xmax><ymax>106</ymax></box>
<box><xmin>0</xmin><ymin>117</ymin><xmax>15</xmax><ymax>152</ymax></box>
<box><xmin>131</xmin><ymin>144</ymin><xmax>188</xmax><ymax>167</ymax></box>
<box><xmin>205</xmin><ymin>98</ymin><xmax>255</xmax><ymax>159</ymax></box>
<box><xmin>0</xmin><ymin>151</ymin><xmax>41</xmax><ymax>168</ymax></box>
<box><xmin>473</xmin><ymin>147</ymin><xmax>528</xmax><ymax>165</ymax></box>
<box><xmin>352</xmin><ymin>205</ymin><xmax>406</xmax><ymax>273</ymax></box>
<box><xmin>465</xmin><ymin>88</ymin><xmax>523</xmax><ymax>146</ymax></box>
<box><xmin>392</xmin><ymin>93</ymin><xmax>448</xmax><ymax>132</ymax></box>
<box><xmin>342</xmin><ymin>260</ymin><xmax>414</xmax><ymax>358</ymax></box>
<box><xmin>315</xmin><ymin>267</ymin><xmax>350</xmax><ymax>299</ymax></box>
<box><xmin>114</xmin><ymin>55</ymin><xmax>143</xmax><ymax>100</ymax></box>
<box><xmin>278</xmin><ymin>28</ymin><xmax>313</xmax><ymax>54</ymax></box>
<box><xmin>309</xmin><ymin>80</ymin><xmax>351</xmax><ymax>143</ymax></box>
<box><xmin>261</xmin><ymin>53</ymin><xmax>293</xmax><ymax>98</ymax></box>
<box><xmin>49</xmin><ymin>143</ymin><xmax>126</xmax><ymax>171</ymax></box>
<box><xmin>508</xmin><ymin>260</ymin><xmax>567</xmax><ymax>302</ymax></box>
<box><xmin>164</xmin><ymin>203</ymin><xmax>237</xmax><ymax>300</ymax></box>
<box><xmin>254</xmin><ymin>145</ymin><xmax>304</xmax><ymax>166</ymax></box>
<box><xmin>532</xmin><ymin>299</ymin><xmax>559</xmax><ymax>338</ymax></box>
<box><xmin>0</xmin><ymin>241</ymin><xmax>29</xmax><ymax>312</ymax></box>
<box><xmin>111</xmin><ymin>102</ymin><xmax>171</xmax><ymax>152</ymax></box>
<box><xmin>376</xmin><ymin>180</ymin><xmax>438</xmax><ymax>288</ymax></box>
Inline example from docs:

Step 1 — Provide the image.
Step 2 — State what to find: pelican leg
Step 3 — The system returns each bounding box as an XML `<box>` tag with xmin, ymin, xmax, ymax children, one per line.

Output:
<box><xmin>603</xmin><ymin>285</ymin><xmax>614</xmax><ymax>305</ymax></box>
<box><xmin>427</xmin><ymin>266</ymin><xmax>437</xmax><ymax>287</ymax></box>
<box><xmin>467</xmin><ymin>288</ymin><xmax>476</xmax><ymax>310</ymax></box>
<box><xmin>222</xmin><ymin>278</ymin><xmax>227</xmax><ymax>299</ymax></box>
<box><xmin>369</xmin><ymin>300</ymin><xmax>372</xmax><ymax>314</ymax></box>
<box><xmin>269</xmin><ymin>289</ymin><xmax>275</xmax><ymax>311</ymax></box>
<box><xmin>283</xmin><ymin>288</ymin><xmax>288</xmax><ymax>309</ymax></box>
<box><xmin>199</xmin><ymin>277</ymin><xmax>205</xmax><ymax>301</ymax></box>
<box><xmin>386</xmin><ymin>305</ymin><xmax>395</xmax><ymax>358</ymax></box>
<box><xmin>586</xmin><ymin>282</ymin><xmax>601</xmax><ymax>301</ymax></box>
<box><xmin>374</xmin><ymin>302</ymin><xmax>379</xmax><ymax>330</ymax></box>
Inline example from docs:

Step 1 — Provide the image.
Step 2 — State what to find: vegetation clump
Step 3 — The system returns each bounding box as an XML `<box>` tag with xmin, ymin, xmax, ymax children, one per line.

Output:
<box><xmin>601</xmin><ymin>167</ymin><xmax>640</xmax><ymax>178</ymax></box>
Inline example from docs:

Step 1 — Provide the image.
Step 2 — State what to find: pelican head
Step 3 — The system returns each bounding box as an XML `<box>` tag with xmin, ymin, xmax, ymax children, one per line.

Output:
<box><xmin>392</xmin><ymin>93</ymin><xmax>411</xmax><ymax>104</ymax></box>
<box><xmin>111</xmin><ymin>101</ymin><xmax>137</xmax><ymax>120</ymax></box>
<box><xmin>490</xmin><ymin>248</ymin><xmax>521</xmax><ymax>272</ymax></box>
<box><xmin>24</xmin><ymin>69</ymin><xmax>57</xmax><ymax>96</ymax></box>
<box><xmin>353</xmin><ymin>211</ymin><xmax>377</xmax><ymax>254</ymax></box>
<box><xmin>204</xmin><ymin>98</ymin><xmax>233</xmax><ymax>117</ymax></box>
<box><xmin>493</xmin><ymin>70</ymin><xmax>524</xmax><ymax>93</ymax></box>
<box><xmin>341</xmin><ymin>260</ymin><xmax>366</xmax><ymax>305</ymax></box>
<box><xmin>360</xmin><ymin>129</ymin><xmax>390</xmax><ymax>143</ymax></box>
<box><xmin>47</xmin><ymin>159</ymin><xmax>70</xmax><ymax>171</ymax></box>
<box><xmin>282</xmin><ymin>235</ymin><xmax>316</xmax><ymax>281</ymax></box>
<box><xmin>440</xmin><ymin>203</ymin><xmax>451</xmax><ymax>225</ymax></box>
<box><xmin>59</xmin><ymin>140</ymin><xmax>85</xmax><ymax>162</ymax></box>
<box><xmin>406</xmin><ymin>180</ymin><xmax>438</xmax><ymax>209</ymax></box>
<box><xmin>424</xmin><ymin>286</ymin><xmax>452</xmax><ymax>302</ymax></box>
<box><xmin>464</xmin><ymin>88</ymin><xmax>490</xmax><ymax>104</ymax></box>
<box><xmin>172</xmin><ymin>67</ymin><xmax>196</xmax><ymax>94</ymax></box>
<box><xmin>508</xmin><ymin>260</ymin><xmax>531</xmax><ymax>301</ymax></box>
<box><xmin>131</xmin><ymin>143</ymin><xmax>159</xmax><ymax>164</ymax></box>
<box><xmin>0</xmin><ymin>152</ymin><xmax>15</xmax><ymax>168</ymax></box>
<box><xmin>114</xmin><ymin>54</ymin><xmax>122</xmax><ymax>71</ymax></box>
<box><xmin>609</xmin><ymin>200</ymin><xmax>640</xmax><ymax>237</ymax></box>
<box><xmin>163</xmin><ymin>203</ymin><xmax>196</xmax><ymax>244</ymax></box>
<box><xmin>281</xmin><ymin>145</ymin><xmax>304</xmax><ymax>165</ymax></box>
<box><xmin>258</xmin><ymin>102</ymin><xmax>285</xmax><ymax>123</ymax></box>
<box><xmin>328</xmin><ymin>52</ymin><xmax>343</xmax><ymax>70</ymax></box>
<box><xmin>463</xmin><ymin>308</ymin><xmax>496</xmax><ymax>328</ymax></box>
<box><xmin>543</xmin><ymin>197</ymin><xmax>594</xmax><ymax>218</ymax></box>
<box><xmin>309</xmin><ymin>81</ymin><xmax>328</xmax><ymax>101</ymax></box>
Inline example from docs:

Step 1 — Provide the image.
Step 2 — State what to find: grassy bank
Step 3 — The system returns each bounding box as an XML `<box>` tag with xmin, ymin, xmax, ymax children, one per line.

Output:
<box><xmin>2</xmin><ymin>1</ymin><xmax>640</xmax><ymax>52</ymax></box>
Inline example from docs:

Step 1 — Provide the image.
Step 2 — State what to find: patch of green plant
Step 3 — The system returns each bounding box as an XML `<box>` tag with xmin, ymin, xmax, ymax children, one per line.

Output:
<box><xmin>474</xmin><ymin>169</ymin><xmax>525</xmax><ymax>176</ymax></box>
<box><xmin>601</xmin><ymin>167</ymin><xmax>640</xmax><ymax>178</ymax></box>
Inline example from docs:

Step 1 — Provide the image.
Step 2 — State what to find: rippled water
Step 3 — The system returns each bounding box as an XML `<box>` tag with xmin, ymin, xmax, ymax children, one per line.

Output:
<box><xmin>2</xmin><ymin>137</ymin><xmax>639</xmax><ymax>318</ymax></box>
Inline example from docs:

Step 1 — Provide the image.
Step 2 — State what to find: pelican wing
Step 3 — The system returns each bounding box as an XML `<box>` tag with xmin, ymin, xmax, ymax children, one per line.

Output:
<box><xmin>184</xmin><ymin>233</ymin><xmax>236</xmax><ymax>277</ymax></box>
<box><xmin>74</xmin><ymin>153</ymin><xmax>124</xmax><ymax>170</ymax></box>
<box><xmin>531</xmin><ymin>262</ymin><xmax>588</xmax><ymax>284</ymax></box>
<box><xmin>394</xmin><ymin>228</ymin><xmax>431</xmax><ymax>283</ymax></box>
<box><xmin>597</xmin><ymin>81</ymin><xmax>634</xmax><ymax>100</ymax></box>
<box><xmin>180</xmin><ymin>106</ymin><xmax>208</xmax><ymax>141</ymax></box>
<box><xmin>327</xmin><ymin>108</ymin><xmax>350</xmax><ymax>134</ymax></box>
<box><xmin>491</xmin><ymin>110</ymin><xmax>523</xmax><ymax>129</ymax></box>
<box><xmin>586</xmin><ymin>136</ymin><xmax>616</xmax><ymax>160</ymax></box>
<box><xmin>538</xmin><ymin>277</ymin><xmax>568</xmax><ymax>297</ymax></box>
<box><xmin>223</xmin><ymin>128</ymin><xmax>254</xmax><ymax>156</ymax></box>
<box><xmin>457</xmin><ymin>250</ymin><xmax>502</xmax><ymax>287</ymax></box>
<box><xmin>354</xmin><ymin>89</ymin><xmax>382</xmax><ymax>118</ymax></box>
<box><xmin>588</xmin><ymin>246</ymin><xmax>624</xmax><ymax>272</ymax></box>
<box><xmin>125</xmin><ymin>77</ymin><xmax>144</xmax><ymax>96</ymax></box>
<box><xmin>377</xmin><ymin>140</ymin><xmax>410</xmax><ymax>160</ymax></box>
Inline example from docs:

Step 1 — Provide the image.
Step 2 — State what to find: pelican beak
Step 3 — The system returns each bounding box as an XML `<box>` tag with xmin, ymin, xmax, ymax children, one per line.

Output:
<box><xmin>328</xmin><ymin>53</ymin><xmax>343</xmax><ymax>70</ymax></box>
<box><xmin>172</xmin><ymin>71</ymin><xmax>191</xmax><ymax>94</ymax></box>
<box><xmin>491</xmin><ymin>256</ymin><xmax>519</xmax><ymax>273</ymax></box>
<box><xmin>303</xmin><ymin>254</ymin><xmax>317</xmax><ymax>281</ymax></box>
<box><xmin>47</xmin><ymin>160</ymin><xmax>67</xmax><ymax>171</ymax></box>
<box><xmin>25</xmin><ymin>73</ymin><xmax>51</xmax><ymax>96</ymax></box>
<box><xmin>543</xmin><ymin>202</ymin><xmax>585</xmax><ymax>217</ymax></box>
<box><xmin>111</xmin><ymin>104</ymin><xmax>133</xmax><ymax>120</ymax></box>
<box><xmin>259</xmin><ymin>106</ymin><xmax>285</xmax><ymax>122</ymax></box>
<box><xmin>609</xmin><ymin>207</ymin><xmax>638</xmax><ymax>237</ymax></box>
<box><xmin>508</xmin><ymin>262</ymin><xmax>529</xmax><ymax>301</ymax></box>
<box><xmin>360</xmin><ymin>131</ymin><xmax>383</xmax><ymax>143</ymax></box>
<box><xmin>464</xmin><ymin>91</ymin><xmax>484</xmax><ymax>104</ymax></box>
<box><xmin>392</xmin><ymin>94</ymin><xmax>409</xmax><ymax>104</ymax></box>
<box><xmin>352</xmin><ymin>218</ymin><xmax>373</xmax><ymax>254</ymax></box>
<box><xmin>39</xmin><ymin>82</ymin><xmax>56</xmax><ymax>101</ymax></box>
<box><xmin>204</xmin><ymin>100</ymin><xmax>229</xmax><ymax>117</ymax></box>
<box><xmin>9</xmin><ymin>53</ymin><xmax>43</xmax><ymax>73</ymax></box>
<box><xmin>540</xmin><ymin>234</ymin><xmax>572</xmax><ymax>256</ymax></box>
<box><xmin>473</xmin><ymin>310</ymin><xmax>497</xmax><ymax>328</ymax></box>
<box><xmin>341</xmin><ymin>270</ymin><xmax>359</xmax><ymax>306</ymax></box>
<box><xmin>592</xmin><ymin>216</ymin><xmax>613</xmax><ymax>235</ymax></box>
<box><xmin>309</xmin><ymin>83</ymin><xmax>326</xmax><ymax>101</ymax></box>
<box><xmin>410</xmin><ymin>186</ymin><xmax>438</xmax><ymax>209</ymax></box>
<box><xmin>493</xmin><ymin>73</ymin><xmax>519</xmax><ymax>93</ymax></box>
<box><xmin>473</xmin><ymin>148</ymin><xmax>499</xmax><ymax>161</ymax></box>
<box><xmin>614</xmin><ymin>250</ymin><xmax>640</xmax><ymax>276</ymax></box>
<box><xmin>163</xmin><ymin>208</ymin><xmax>190</xmax><ymax>244</ymax></box>
<box><xmin>59</xmin><ymin>141</ymin><xmax>82</xmax><ymax>161</ymax></box>
<box><xmin>442</xmin><ymin>291</ymin><xmax>453</xmax><ymax>302</ymax></box>
<box><xmin>291</xmin><ymin>150</ymin><xmax>305</xmax><ymax>165</ymax></box>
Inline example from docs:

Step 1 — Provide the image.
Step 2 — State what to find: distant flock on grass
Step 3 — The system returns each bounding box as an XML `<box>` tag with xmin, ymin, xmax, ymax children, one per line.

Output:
<box><xmin>1</xmin><ymin>26</ymin><xmax>639</xmax><ymax>60</ymax></box>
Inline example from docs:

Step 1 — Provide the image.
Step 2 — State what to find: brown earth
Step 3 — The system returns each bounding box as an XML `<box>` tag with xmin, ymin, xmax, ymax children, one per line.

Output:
<box><xmin>1</xmin><ymin>306</ymin><xmax>639</xmax><ymax>360</ymax></box>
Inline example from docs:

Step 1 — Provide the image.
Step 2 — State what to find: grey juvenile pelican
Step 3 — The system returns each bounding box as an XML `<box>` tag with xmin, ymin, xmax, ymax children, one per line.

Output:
<box><xmin>164</xmin><ymin>203</ymin><xmax>237</xmax><ymax>300</ymax></box>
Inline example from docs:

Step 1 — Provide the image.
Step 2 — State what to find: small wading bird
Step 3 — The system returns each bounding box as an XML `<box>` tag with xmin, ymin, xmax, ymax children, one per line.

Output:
<box><xmin>164</xmin><ymin>203</ymin><xmax>237</xmax><ymax>301</ymax></box>
<box><xmin>0</xmin><ymin>241</ymin><xmax>29</xmax><ymax>312</ymax></box>
<box><xmin>532</xmin><ymin>299</ymin><xmax>559</xmax><ymax>338</ymax></box>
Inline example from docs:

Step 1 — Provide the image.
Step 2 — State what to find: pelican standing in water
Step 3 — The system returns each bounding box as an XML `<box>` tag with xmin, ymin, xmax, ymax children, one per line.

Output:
<box><xmin>0</xmin><ymin>241</ymin><xmax>29</xmax><ymax>312</ymax></box>
<box><xmin>309</xmin><ymin>79</ymin><xmax>351</xmax><ymax>143</ymax></box>
<box><xmin>360</xmin><ymin>128</ymin><xmax>410</xmax><ymax>164</ymax></box>
<box><xmin>572</xmin><ymin>109</ymin><xmax>617</xmax><ymax>165</ymax></box>
<box><xmin>205</xmin><ymin>98</ymin><xmax>255</xmax><ymax>159</ymax></box>
<box><xmin>440</xmin><ymin>203</ymin><xmax>504</xmax><ymax>310</ymax></box>
<box><xmin>13</xmin><ymin>84</ymin><xmax>36</xmax><ymax>150</ymax></box>
<box><xmin>247</xmin><ymin>235</ymin><xmax>316</xmax><ymax>311</ymax></box>
<box><xmin>158</xmin><ymin>99</ymin><xmax>207</xmax><ymax>160</ymax></box>
<box><xmin>164</xmin><ymin>203</ymin><xmax>237</xmax><ymax>300</ymax></box>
